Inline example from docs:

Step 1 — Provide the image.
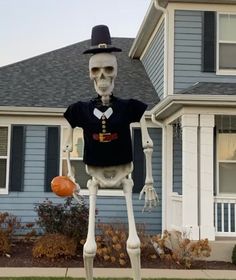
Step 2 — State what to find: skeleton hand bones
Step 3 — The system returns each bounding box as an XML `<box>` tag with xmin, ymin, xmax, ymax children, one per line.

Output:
<box><xmin>139</xmin><ymin>116</ymin><xmax>159</xmax><ymax>211</ymax></box>
<box><xmin>139</xmin><ymin>181</ymin><xmax>159</xmax><ymax>212</ymax></box>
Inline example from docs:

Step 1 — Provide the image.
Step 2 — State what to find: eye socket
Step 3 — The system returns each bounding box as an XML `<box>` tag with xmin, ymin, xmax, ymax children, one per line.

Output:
<box><xmin>104</xmin><ymin>66</ymin><xmax>114</xmax><ymax>74</ymax></box>
<box><xmin>91</xmin><ymin>67</ymin><xmax>100</xmax><ymax>75</ymax></box>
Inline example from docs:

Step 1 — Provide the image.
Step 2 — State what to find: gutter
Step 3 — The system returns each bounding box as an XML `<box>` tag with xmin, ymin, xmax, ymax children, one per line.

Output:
<box><xmin>129</xmin><ymin>0</ymin><xmax>165</xmax><ymax>59</ymax></box>
<box><xmin>0</xmin><ymin>106</ymin><xmax>65</xmax><ymax>116</ymax></box>
<box><xmin>151</xmin><ymin>94</ymin><xmax>236</xmax><ymax>121</ymax></box>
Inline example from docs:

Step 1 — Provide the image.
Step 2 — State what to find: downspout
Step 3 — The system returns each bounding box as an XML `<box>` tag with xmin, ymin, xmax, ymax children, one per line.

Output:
<box><xmin>151</xmin><ymin>113</ymin><xmax>164</xmax><ymax>128</ymax></box>
<box><xmin>154</xmin><ymin>0</ymin><xmax>167</xmax><ymax>13</ymax></box>
<box><xmin>154</xmin><ymin>0</ymin><xmax>169</xmax><ymax>98</ymax></box>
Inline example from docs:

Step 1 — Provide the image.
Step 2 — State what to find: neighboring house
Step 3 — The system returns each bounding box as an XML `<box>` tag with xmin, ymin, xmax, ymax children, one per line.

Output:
<box><xmin>130</xmin><ymin>0</ymin><xmax>236</xmax><ymax>241</ymax></box>
<box><xmin>0</xmin><ymin>38</ymin><xmax>161</xmax><ymax>233</ymax></box>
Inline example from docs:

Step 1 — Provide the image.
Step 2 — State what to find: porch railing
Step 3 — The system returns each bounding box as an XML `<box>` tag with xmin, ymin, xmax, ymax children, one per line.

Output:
<box><xmin>214</xmin><ymin>196</ymin><xmax>236</xmax><ymax>237</ymax></box>
<box><xmin>171</xmin><ymin>195</ymin><xmax>236</xmax><ymax>237</ymax></box>
<box><xmin>171</xmin><ymin>192</ymin><xmax>182</xmax><ymax>231</ymax></box>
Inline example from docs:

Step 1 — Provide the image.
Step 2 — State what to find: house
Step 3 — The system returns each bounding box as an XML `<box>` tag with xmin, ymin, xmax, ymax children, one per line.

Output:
<box><xmin>0</xmin><ymin>38</ymin><xmax>161</xmax><ymax>234</ymax></box>
<box><xmin>1</xmin><ymin>0</ymin><xmax>236</xmax><ymax>251</ymax></box>
<box><xmin>129</xmin><ymin>0</ymin><xmax>236</xmax><ymax>243</ymax></box>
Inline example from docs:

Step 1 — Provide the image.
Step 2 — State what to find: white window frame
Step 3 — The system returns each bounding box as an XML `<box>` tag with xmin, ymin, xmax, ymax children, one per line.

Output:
<box><xmin>217</xmin><ymin>12</ymin><xmax>236</xmax><ymax>75</ymax></box>
<box><xmin>216</xmin><ymin>131</ymin><xmax>236</xmax><ymax>197</ymax></box>
<box><xmin>0</xmin><ymin>125</ymin><xmax>11</xmax><ymax>195</ymax></box>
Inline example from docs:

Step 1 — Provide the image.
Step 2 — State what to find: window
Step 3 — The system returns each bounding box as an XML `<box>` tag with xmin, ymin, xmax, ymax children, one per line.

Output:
<box><xmin>61</xmin><ymin>127</ymin><xmax>90</xmax><ymax>189</ymax></box>
<box><xmin>218</xmin><ymin>13</ymin><xmax>236</xmax><ymax>73</ymax></box>
<box><xmin>0</xmin><ymin>126</ymin><xmax>10</xmax><ymax>193</ymax></box>
<box><xmin>217</xmin><ymin>132</ymin><xmax>236</xmax><ymax>194</ymax></box>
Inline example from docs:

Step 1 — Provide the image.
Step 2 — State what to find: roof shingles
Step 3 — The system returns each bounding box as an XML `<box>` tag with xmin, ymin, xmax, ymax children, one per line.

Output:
<box><xmin>0</xmin><ymin>38</ymin><xmax>159</xmax><ymax>110</ymax></box>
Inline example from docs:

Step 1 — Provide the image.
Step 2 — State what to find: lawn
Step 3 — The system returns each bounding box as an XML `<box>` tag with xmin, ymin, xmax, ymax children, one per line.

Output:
<box><xmin>0</xmin><ymin>277</ymin><xmax>220</xmax><ymax>280</ymax></box>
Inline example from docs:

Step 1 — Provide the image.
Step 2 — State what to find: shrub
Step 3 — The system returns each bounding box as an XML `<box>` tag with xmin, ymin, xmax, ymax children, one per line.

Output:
<box><xmin>91</xmin><ymin>223</ymin><xmax>158</xmax><ymax>267</ymax></box>
<box><xmin>32</xmin><ymin>233</ymin><xmax>77</xmax><ymax>260</ymax></box>
<box><xmin>0</xmin><ymin>212</ymin><xmax>22</xmax><ymax>255</ymax></box>
<box><xmin>34</xmin><ymin>197</ymin><xmax>89</xmax><ymax>243</ymax></box>
<box><xmin>232</xmin><ymin>244</ymin><xmax>236</xmax><ymax>264</ymax></box>
<box><xmin>95</xmin><ymin>223</ymin><xmax>129</xmax><ymax>266</ymax></box>
<box><xmin>151</xmin><ymin>230</ymin><xmax>211</xmax><ymax>268</ymax></box>
<box><xmin>0</xmin><ymin>231</ymin><xmax>11</xmax><ymax>254</ymax></box>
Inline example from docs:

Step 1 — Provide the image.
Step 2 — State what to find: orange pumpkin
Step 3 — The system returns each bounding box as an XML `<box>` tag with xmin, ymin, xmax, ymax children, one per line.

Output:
<box><xmin>51</xmin><ymin>176</ymin><xmax>76</xmax><ymax>197</ymax></box>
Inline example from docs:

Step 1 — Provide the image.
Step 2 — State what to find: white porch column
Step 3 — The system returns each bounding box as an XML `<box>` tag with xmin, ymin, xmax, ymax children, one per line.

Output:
<box><xmin>181</xmin><ymin>114</ymin><xmax>199</xmax><ymax>240</ymax></box>
<box><xmin>199</xmin><ymin>114</ymin><xmax>215</xmax><ymax>240</ymax></box>
<box><xmin>162</xmin><ymin>124</ymin><xmax>173</xmax><ymax>231</ymax></box>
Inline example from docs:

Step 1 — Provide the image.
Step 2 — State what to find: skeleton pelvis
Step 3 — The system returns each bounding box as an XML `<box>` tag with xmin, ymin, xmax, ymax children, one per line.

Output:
<box><xmin>86</xmin><ymin>163</ymin><xmax>133</xmax><ymax>189</ymax></box>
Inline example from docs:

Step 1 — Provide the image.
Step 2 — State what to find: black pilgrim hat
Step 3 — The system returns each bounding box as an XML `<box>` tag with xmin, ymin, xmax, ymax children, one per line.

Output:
<box><xmin>83</xmin><ymin>25</ymin><xmax>122</xmax><ymax>54</ymax></box>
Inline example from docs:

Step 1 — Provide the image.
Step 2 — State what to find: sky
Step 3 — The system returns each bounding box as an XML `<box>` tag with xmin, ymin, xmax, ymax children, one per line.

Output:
<box><xmin>0</xmin><ymin>0</ymin><xmax>151</xmax><ymax>67</ymax></box>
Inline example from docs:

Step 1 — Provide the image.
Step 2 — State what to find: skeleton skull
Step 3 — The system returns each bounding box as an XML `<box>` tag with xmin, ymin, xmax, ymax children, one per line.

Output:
<box><xmin>89</xmin><ymin>53</ymin><xmax>117</xmax><ymax>104</ymax></box>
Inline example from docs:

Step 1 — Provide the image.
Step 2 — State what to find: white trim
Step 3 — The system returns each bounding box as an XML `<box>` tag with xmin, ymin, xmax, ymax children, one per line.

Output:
<box><xmin>0</xmin><ymin>106</ymin><xmax>65</xmax><ymax>116</ymax></box>
<box><xmin>162</xmin><ymin>124</ymin><xmax>173</xmax><ymax>231</ymax></box>
<box><xmin>216</xmin><ymin>12</ymin><xmax>236</xmax><ymax>75</ymax></box>
<box><xmin>0</xmin><ymin>125</ymin><xmax>10</xmax><ymax>195</ymax></box>
<box><xmin>140</xmin><ymin>15</ymin><xmax>165</xmax><ymax>61</ymax></box>
<box><xmin>166</xmin><ymin>6</ymin><xmax>175</xmax><ymax>96</ymax></box>
<box><xmin>169</xmin><ymin>2</ymin><xmax>236</xmax><ymax>12</ymax></box>
<box><xmin>151</xmin><ymin>94</ymin><xmax>236</xmax><ymax>121</ymax></box>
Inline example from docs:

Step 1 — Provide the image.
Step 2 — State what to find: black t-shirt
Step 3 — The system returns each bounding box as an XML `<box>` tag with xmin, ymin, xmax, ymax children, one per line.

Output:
<box><xmin>64</xmin><ymin>96</ymin><xmax>147</xmax><ymax>167</ymax></box>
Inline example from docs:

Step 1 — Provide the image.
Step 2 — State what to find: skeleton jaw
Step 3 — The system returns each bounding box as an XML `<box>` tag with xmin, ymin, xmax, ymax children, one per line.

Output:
<box><xmin>94</xmin><ymin>79</ymin><xmax>114</xmax><ymax>105</ymax></box>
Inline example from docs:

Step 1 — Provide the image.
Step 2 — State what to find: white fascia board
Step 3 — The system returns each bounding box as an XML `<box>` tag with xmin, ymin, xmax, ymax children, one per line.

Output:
<box><xmin>129</xmin><ymin>1</ymin><xmax>163</xmax><ymax>58</ymax></box>
<box><xmin>0</xmin><ymin>106</ymin><xmax>65</xmax><ymax>116</ymax></box>
<box><xmin>151</xmin><ymin>94</ymin><xmax>236</xmax><ymax>121</ymax></box>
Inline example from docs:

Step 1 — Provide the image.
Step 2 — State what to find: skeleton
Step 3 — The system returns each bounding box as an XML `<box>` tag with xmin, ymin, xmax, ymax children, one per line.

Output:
<box><xmin>64</xmin><ymin>52</ymin><xmax>158</xmax><ymax>280</ymax></box>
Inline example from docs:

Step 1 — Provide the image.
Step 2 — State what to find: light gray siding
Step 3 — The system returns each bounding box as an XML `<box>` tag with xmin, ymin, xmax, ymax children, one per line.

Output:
<box><xmin>96</xmin><ymin>128</ymin><xmax>162</xmax><ymax>234</ymax></box>
<box><xmin>174</xmin><ymin>10</ymin><xmax>236</xmax><ymax>93</ymax></box>
<box><xmin>142</xmin><ymin>20</ymin><xmax>165</xmax><ymax>100</ymax></box>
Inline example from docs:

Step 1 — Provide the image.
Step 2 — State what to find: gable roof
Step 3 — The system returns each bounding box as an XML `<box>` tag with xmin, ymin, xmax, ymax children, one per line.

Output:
<box><xmin>130</xmin><ymin>0</ymin><xmax>236</xmax><ymax>58</ymax></box>
<box><xmin>0</xmin><ymin>38</ymin><xmax>159</xmax><ymax>110</ymax></box>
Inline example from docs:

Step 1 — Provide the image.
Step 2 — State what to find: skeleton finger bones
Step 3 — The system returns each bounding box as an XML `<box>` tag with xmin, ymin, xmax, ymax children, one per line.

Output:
<box><xmin>139</xmin><ymin>184</ymin><xmax>159</xmax><ymax>212</ymax></box>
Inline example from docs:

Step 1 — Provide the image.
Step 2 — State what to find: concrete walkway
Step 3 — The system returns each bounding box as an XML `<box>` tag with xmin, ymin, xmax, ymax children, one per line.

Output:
<box><xmin>1</xmin><ymin>268</ymin><xmax>236</xmax><ymax>279</ymax></box>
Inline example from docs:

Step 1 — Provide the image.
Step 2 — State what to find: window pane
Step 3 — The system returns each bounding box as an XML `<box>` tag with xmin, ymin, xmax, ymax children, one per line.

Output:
<box><xmin>0</xmin><ymin>159</ymin><xmax>6</xmax><ymax>189</ymax></box>
<box><xmin>219</xmin><ymin>162</ymin><xmax>236</xmax><ymax>193</ymax></box>
<box><xmin>0</xmin><ymin>127</ymin><xmax>8</xmax><ymax>156</ymax></box>
<box><xmin>219</xmin><ymin>43</ymin><xmax>236</xmax><ymax>69</ymax></box>
<box><xmin>218</xmin><ymin>133</ymin><xmax>236</xmax><ymax>160</ymax></box>
<box><xmin>62</xmin><ymin>159</ymin><xmax>90</xmax><ymax>189</ymax></box>
<box><xmin>62</xmin><ymin>127</ymin><xmax>84</xmax><ymax>158</ymax></box>
<box><xmin>219</xmin><ymin>14</ymin><xmax>236</xmax><ymax>41</ymax></box>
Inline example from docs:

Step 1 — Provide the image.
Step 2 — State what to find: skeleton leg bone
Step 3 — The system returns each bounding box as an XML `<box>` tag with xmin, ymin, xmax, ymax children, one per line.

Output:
<box><xmin>123</xmin><ymin>178</ymin><xmax>141</xmax><ymax>280</ymax></box>
<box><xmin>83</xmin><ymin>178</ymin><xmax>98</xmax><ymax>280</ymax></box>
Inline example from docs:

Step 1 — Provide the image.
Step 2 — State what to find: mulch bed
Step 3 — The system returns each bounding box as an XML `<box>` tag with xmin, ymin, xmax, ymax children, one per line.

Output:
<box><xmin>0</xmin><ymin>241</ymin><xmax>236</xmax><ymax>270</ymax></box>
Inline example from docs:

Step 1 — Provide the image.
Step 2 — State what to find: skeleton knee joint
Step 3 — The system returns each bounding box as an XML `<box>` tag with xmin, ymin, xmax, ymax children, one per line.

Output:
<box><xmin>83</xmin><ymin>240</ymin><xmax>97</xmax><ymax>257</ymax></box>
<box><xmin>127</xmin><ymin>237</ymin><xmax>140</xmax><ymax>251</ymax></box>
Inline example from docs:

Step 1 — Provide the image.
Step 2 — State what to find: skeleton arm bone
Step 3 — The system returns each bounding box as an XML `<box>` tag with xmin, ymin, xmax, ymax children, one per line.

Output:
<box><xmin>139</xmin><ymin>116</ymin><xmax>159</xmax><ymax>211</ymax></box>
<box><xmin>63</xmin><ymin>126</ymin><xmax>78</xmax><ymax>186</ymax></box>
<box><xmin>63</xmin><ymin>126</ymin><xmax>74</xmax><ymax>152</ymax></box>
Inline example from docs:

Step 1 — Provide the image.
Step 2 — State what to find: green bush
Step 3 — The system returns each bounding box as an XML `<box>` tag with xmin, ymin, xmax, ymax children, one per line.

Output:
<box><xmin>232</xmin><ymin>244</ymin><xmax>236</xmax><ymax>264</ymax></box>
<box><xmin>34</xmin><ymin>197</ymin><xmax>89</xmax><ymax>243</ymax></box>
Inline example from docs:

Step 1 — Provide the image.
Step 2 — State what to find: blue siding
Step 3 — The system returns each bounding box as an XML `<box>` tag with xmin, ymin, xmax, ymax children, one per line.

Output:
<box><xmin>174</xmin><ymin>10</ymin><xmax>236</xmax><ymax>93</ymax></box>
<box><xmin>142</xmin><ymin>20</ymin><xmax>165</xmax><ymax>100</ymax></box>
<box><xmin>173</xmin><ymin>133</ymin><xmax>182</xmax><ymax>195</ymax></box>
<box><xmin>0</xmin><ymin>126</ymin><xmax>62</xmax><ymax>226</ymax></box>
<box><xmin>0</xmin><ymin>126</ymin><xmax>162</xmax><ymax>235</ymax></box>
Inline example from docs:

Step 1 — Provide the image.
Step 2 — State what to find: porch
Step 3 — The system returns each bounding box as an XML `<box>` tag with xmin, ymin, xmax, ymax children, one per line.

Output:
<box><xmin>171</xmin><ymin>194</ymin><xmax>236</xmax><ymax>238</ymax></box>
